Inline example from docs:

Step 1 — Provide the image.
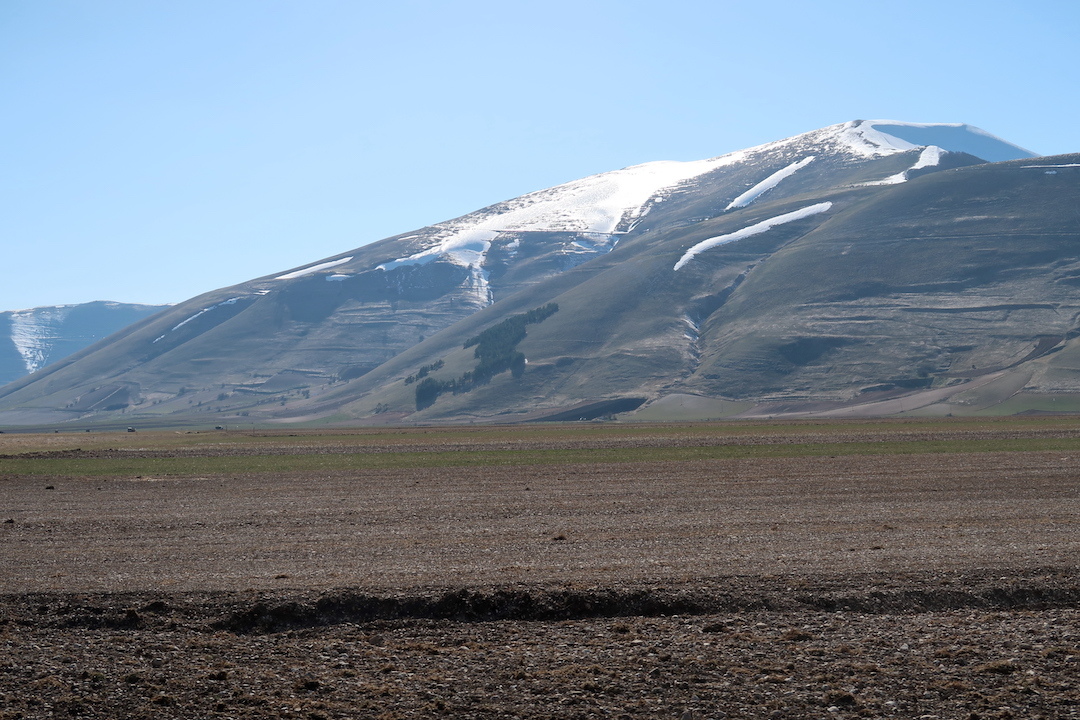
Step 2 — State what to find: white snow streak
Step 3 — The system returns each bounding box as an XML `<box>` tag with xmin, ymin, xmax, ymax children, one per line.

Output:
<box><xmin>377</xmin><ymin>227</ymin><xmax>494</xmax><ymax>272</ymax></box>
<box><xmin>153</xmin><ymin>297</ymin><xmax>243</xmax><ymax>343</ymax></box>
<box><xmin>9</xmin><ymin>306</ymin><xmax>71</xmax><ymax>373</ymax></box>
<box><xmin>466</xmin><ymin>266</ymin><xmax>493</xmax><ymax>306</ymax></box>
<box><xmin>275</xmin><ymin>257</ymin><xmax>353</xmax><ymax>280</ymax></box>
<box><xmin>674</xmin><ymin>202</ymin><xmax>833</xmax><ymax>271</ymax></box>
<box><xmin>375</xmin><ymin>154</ymin><xmax>745</xmax><ymax>283</ymax></box>
<box><xmin>862</xmin><ymin>173</ymin><xmax>907</xmax><ymax>187</ymax></box>
<box><xmin>837</xmin><ymin>120</ymin><xmax>965</xmax><ymax>157</ymax></box>
<box><xmin>838</xmin><ymin>120</ymin><xmax>961</xmax><ymax>156</ymax></box>
<box><xmin>862</xmin><ymin>145</ymin><xmax>948</xmax><ymax>186</ymax></box>
<box><xmin>909</xmin><ymin>145</ymin><xmax>945</xmax><ymax>172</ymax></box>
<box><xmin>489</xmin><ymin>156</ymin><xmax>743</xmax><ymax>235</ymax></box>
<box><xmin>503</xmin><ymin>237</ymin><xmax>521</xmax><ymax>260</ymax></box>
<box><xmin>835</xmin><ymin>121</ymin><xmax>919</xmax><ymax>157</ymax></box>
<box><xmin>726</xmin><ymin>156</ymin><xmax>815</xmax><ymax>210</ymax></box>
<box><xmin>835</xmin><ymin>120</ymin><xmax>1033</xmax><ymax>162</ymax></box>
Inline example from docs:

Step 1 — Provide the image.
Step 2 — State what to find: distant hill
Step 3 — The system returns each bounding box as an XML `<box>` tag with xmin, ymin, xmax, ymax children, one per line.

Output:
<box><xmin>6</xmin><ymin>119</ymin><xmax>1080</xmax><ymax>427</ymax></box>
<box><xmin>0</xmin><ymin>302</ymin><xmax>168</xmax><ymax>387</ymax></box>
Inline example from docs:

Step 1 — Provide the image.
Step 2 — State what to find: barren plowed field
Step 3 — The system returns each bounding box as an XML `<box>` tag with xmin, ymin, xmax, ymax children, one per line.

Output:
<box><xmin>1</xmin><ymin>419</ymin><xmax>1078</xmax><ymax>718</ymax></box>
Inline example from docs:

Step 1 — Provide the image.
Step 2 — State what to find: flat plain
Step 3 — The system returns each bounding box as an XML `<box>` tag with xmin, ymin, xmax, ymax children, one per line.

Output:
<box><xmin>1</xmin><ymin>417</ymin><xmax>1078</xmax><ymax>719</ymax></box>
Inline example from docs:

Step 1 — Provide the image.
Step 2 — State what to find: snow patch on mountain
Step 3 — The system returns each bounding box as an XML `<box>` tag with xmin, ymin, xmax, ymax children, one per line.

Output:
<box><xmin>375</xmin><ymin>154</ymin><xmax>747</xmax><ymax>283</ymax></box>
<box><xmin>466</xmin><ymin>266</ymin><xmax>493</xmax><ymax>306</ymax></box>
<box><xmin>872</xmin><ymin>121</ymin><xmax>1036</xmax><ymax>162</ymax></box>
<box><xmin>909</xmin><ymin>145</ymin><xmax>946</xmax><ymax>171</ymax></box>
<box><xmin>863</xmin><ymin>145</ymin><xmax>948</xmax><ymax>186</ymax></box>
<box><xmin>837</xmin><ymin>121</ymin><xmax>919</xmax><ymax>156</ymax></box>
<box><xmin>153</xmin><ymin>297</ymin><xmax>242</xmax><ymax>343</ymax></box>
<box><xmin>482</xmin><ymin>157</ymin><xmax>747</xmax><ymax>235</ymax></box>
<box><xmin>503</xmin><ymin>237</ymin><xmax>521</xmax><ymax>259</ymax></box>
<box><xmin>567</xmin><ymin>232</ymin><xmax>620</xmax><ymax>256</ymax></box>
<box><xmin>726</xmin><ymin>156</ymin><xmax>816</xmax><ymax>210</ymax></box>
<box><xmin>674</xmin><ymin>202</ymin><xmax>833</xmax><ymax>271</ymax></box>
<box><xmin>835</xmin><ymin>120</ymin><xmax>1034</xmax><ymax>161</ymax></box>
<box><xmin>9</xmin><ymin>306</ymin><xmax>71</xmax><ymax>373</ymax></box>
<box><xmin>276</xmin><ymin>257</ymin><xmax>353</xmax><ymax>280</ymax></box>
<box><xmin>377</xmin><ymin>227</ymin><xmax>494</xmax><ymax>273</ymax></box>
<box><xmin>282</xmin><ymin>119</ymin><xmax>1033</xmax><ymax>307</ymax></box>
<box><xmin>683</xmin><ymin>313</ymin><xmax>700</xmax><ymax>342</ymax></box>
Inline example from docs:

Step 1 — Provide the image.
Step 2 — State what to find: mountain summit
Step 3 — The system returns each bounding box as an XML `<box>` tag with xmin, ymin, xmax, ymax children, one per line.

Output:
<box><xmin>4</xmin><ymin>120</ymin><xmax>1077</xmax><ymax>427</ymax></box>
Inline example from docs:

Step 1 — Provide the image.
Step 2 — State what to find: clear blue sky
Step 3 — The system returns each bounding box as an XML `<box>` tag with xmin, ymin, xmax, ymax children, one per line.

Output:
<box><xmin>2</xmin><ymin>0</ymin><xmax>1078</xmax><ymax>311</ymax></box>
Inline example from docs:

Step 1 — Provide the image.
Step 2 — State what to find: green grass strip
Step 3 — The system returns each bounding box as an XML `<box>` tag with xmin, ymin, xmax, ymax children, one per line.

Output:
<box><xmin>3</xmin><ymin>437</ymin><xmax>1080</xmax><ymax>478</ymax></box>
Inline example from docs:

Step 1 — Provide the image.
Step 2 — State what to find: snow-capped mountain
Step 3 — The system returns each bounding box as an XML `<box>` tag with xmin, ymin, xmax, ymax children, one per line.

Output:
<box><xmin>306</xmin><ymin>119</ymin><xmax>1033</xmax><ymax>301</ymax></box>
<box><xmin>0</xmin><ymin>302</ymin><xmax>167</xmax><ymax>387</ymax></box>
<box><xmin>5</xmin><ymin>119</ymin><xmax>1077</xmax><ymax>427</ymax></box>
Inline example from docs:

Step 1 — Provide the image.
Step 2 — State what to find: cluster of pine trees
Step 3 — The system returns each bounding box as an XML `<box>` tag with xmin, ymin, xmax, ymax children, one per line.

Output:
<box><xmin>413</xmin><ymin>303</ymin><xmax>558</xmax><ymax>410</ymax></box>
<box><xmin>403</xmin><ymin>359</ymin><xmax>444</xmax><ymax>385</ymax></box>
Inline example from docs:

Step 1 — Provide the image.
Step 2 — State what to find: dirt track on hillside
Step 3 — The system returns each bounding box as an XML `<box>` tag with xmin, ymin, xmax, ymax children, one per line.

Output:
<box><xmin>1</xmin><ymin>438</ymin><xmax>1078</xmax><ymax>718</ymax></box>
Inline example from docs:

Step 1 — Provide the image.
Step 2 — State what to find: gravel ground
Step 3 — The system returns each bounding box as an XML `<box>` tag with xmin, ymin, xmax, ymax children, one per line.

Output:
<box><xmin>1</xmin><ymin>576</ymin><xmax>1077</xmax><ymax>720</ymax></box>
<box><xmin>1</xmin><ymin>431</ymin><xmax>1078</xmax><ymax>718</ymax></box>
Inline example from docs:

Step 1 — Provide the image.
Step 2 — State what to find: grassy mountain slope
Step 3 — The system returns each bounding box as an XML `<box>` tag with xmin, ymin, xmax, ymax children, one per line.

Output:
<box><xmin>325</xmin><ymin>155</ymin><xmax>1080</xmax><ymax>422</ymax></box>
<box><xmin>0</xmin><ymin>124</ymin><xmax>1067</xmax><ymax>427</ymax></box>
<box><xmin>682</xmin><ymin>155</ymin><xmax>1080</xmax><ymax>405</ymax></box>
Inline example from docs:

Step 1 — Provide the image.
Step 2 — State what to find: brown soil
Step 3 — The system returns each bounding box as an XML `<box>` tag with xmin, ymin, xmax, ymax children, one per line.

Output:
<box><xmin>1</xmin><ymin>433</ymin><xmax>1078</xmax><ymax>718</ymax></box>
